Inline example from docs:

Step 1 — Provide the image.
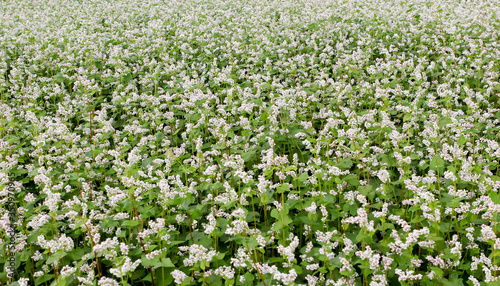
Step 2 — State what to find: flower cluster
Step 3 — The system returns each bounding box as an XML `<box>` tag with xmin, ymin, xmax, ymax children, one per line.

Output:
<box><xmin>1</xmin><ymin>0</ymin><xmax>500</xmax><ymax>285</ymax></box>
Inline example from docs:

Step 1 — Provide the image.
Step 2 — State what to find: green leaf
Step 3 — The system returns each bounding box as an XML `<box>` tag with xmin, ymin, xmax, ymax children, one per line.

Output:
<box><xmin>355</xmin><ymin>231</ymin><xmax>365</xmax><ymax>243</ymax></box>
<box><xmin>260</xmin><ymin>192</ymin><xmax>269</xmax><ymax>204</ymax></box>
<box><xmin>428</xmin><ymin>233</ymin><xmax>444</xmax><ymax>242</ymax></box>
<box><xmin>47</xmin><ymin>251</ymin><xmax>67</xmax><ymax>265</ymax></box>
<box><xmin>487</xmin><ymin>279</ymin><xmax>500</xmax><ymax>286</ymax></box>
<box><xmin>489</xmin><ymin>192</ymin><xmax>500</xmax><ymax>204</ymax></box>
<box><xmin>153</xmin><ymin>258</ymin><xmax>175</xmax><ymax>270</ymax></box>
<box><xmin>298</xmin><ymin>172</ymin><xmax>309</xmax><ymax>182</ymax></box>
<box><xmin>277</xmin><ymin>184</ymin><xmax>290</xmax><ymax>193</ymax></box>
<box><xmin>142</xmin><ymin>158</ymin><xmax>153</xmax><ymax>168</ymax></box>
<box><xmin>123</xmin><ymin>220</ymin><xmax>140</xmax><ymax>227</ymax></box>
<box><xmin>49</xmin><ymin>277</ymin><xmax>68</xmax><ymax>286</ymax></box>
<box><xmin>430</xmin><ymin>156</ymin><xmax>445</xmax><ymax>170</ymax></box>
<box><xmin>11</xmin><ymin>168</ymin><xmax>28</xmax><ymax>175</ymax></box>
<box><xmin>272</xmin><ymin>214</ymin><xmax>293</xmax><ymax>231</ymax></box>
<box><xmin>403</xmin><ymin>113</ymin><xmax>412</xmax><ymax>122</ymax></box>
<box><xmin>141</xmin><ymin>254</ymin><xmax>160</xmax><ymax>268</ymax></box>
<box><xmin>457</xmin><ymin>134</ymin><xmax>466</xmax><ymax>146</ymax></box>
<box><xmin>20</xmin><ymin>249</ymin><xmax>31</xmax><ymax>262</ymax></box>
<box><xmin>36</xmin><ymin>274</ymin><xmax>55</xmax><ymax>286</ymax></box>
<box><xmin>156</xmin><ymin>132</ymin><xmax>164</xmax><ymax>142</ymax></box>
<box><xmin>215</xmin><ymin>252</ymin><xmax>225</xmax><ymax>261</ymax></box>
<box><xmin>84</xmin><ymin>150</ymin><xmax>93</xmax><ymax>159</ymax></box>
<box><xmin>242</xmin><ymin>150</ymin><xmax>257</xmax><ymax>162</ymax></box>
<box><xmin>438</xmin><ymin>117</ymin><xmax>452</xmax><ymax>128</ymax></box>
<box><xmin>358</xmin><ymin>185</ymin><xmax>373</xmax><ymax>200</ymax></box>
<box><xmin>70</xmin><ymin>248</ymin><xmax>85</xmax><ymax>261</ymax></box>
<box><xmin>430</xmin><ymin>267</ymin><xmax>443</xmax><ymax>278</ymax></box>
<box><xmin>270</xmin><ymin>209</ymin><xmax>281</xmax><ymax>220</ymax></box>
<box><xmin>349</xmin><ymin>204</ymin><xmax>358</xmax><ymax>216</ymax></box>
<box><xmin>343</xmin><ymin>174</ymin><xmax>360</xmax><ymax>186</ymax></box>
<box><xmin>337</xmin><ymin>158</ymin><xmax>353</xmax><ymax>169</ymax></box>
<box><xmin>358</xmin><ymin>185</ymin><xmax>372</xmax><ymax>196</ymax></box>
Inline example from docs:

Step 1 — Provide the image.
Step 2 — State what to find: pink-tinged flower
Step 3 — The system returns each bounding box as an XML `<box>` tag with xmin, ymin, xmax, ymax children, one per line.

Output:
<box><xmin>377</xmin><ymin>169</ymin><xmax>390</xmax><ymax>183</ymax></box>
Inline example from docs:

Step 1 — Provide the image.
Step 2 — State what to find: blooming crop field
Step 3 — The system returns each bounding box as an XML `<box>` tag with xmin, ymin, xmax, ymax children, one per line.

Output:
<box><xmin>1</xmin><ymin>0</ymin><xmax>500</xmax><ymax>285</ymax></box>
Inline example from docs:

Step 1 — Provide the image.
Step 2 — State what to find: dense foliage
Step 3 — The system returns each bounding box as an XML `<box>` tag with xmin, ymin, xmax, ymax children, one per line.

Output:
<box><xmin>1</xmin><ymin>0</ymin><xmax>500</xmax><ymax>285</ymax></box>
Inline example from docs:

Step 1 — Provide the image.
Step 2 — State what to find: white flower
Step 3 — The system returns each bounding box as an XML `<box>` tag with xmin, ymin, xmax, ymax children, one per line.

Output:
<box><xmin>171</xmin><ymin>269</ymin><xmax>188</xmax><ymax>284</ymax></box>
<box><xmin>377</xmin><ymin>169</ymin><xmax>390</xmax><ymax>183</ymax></box>
<box><xmin>17</xmin><ymin>278</ymin><xmax>29</xmax><ymax>286</ymax></box>
<box><xmin>60</xmin><ymin>266</ymin><xmax>76</xmax><ymax>278</ymax></box>
<box><xmin>98</xmin><ymin>277</ymin><xmax>119</xmax><ymax>286</ymax></box>
<box><xmin>443</xmin><ymin>170</ymin><xmax>457</xmax><ymax>182</ymax></box>
<box><xmin>202</xmin><ymin>212</ymin><xmax>217</xmax><ymax>234</ymax></box>
<box><xmin>305</xmin><ymin>202</ymin><xmax>317</xmax><ymax>214</ymax></box>
<box><xmin>180</xmin><ymin>244</ymin><xmax>218</xmax><ymax>267</ymax></box>
<box><xmin>214</xmin><ymin>266</ymin><xmax>235</xmax><ymax>280</ymax></box>
<box><xmin>34</xmin><ymin>174</ymin><xmax>52</xmax><ymax>186</ymax></box>
<box><xmin>36</xmin><ymin>234</ymin><xmax>74</xmax><ymax>253</ymax></box>
<box><xmin>109</xmin><ymin>257</ymin><xmax>141</xmax><ymax>277</ymax></box>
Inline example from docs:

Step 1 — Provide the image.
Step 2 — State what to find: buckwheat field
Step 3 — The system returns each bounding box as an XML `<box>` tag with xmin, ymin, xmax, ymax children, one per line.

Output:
<box><xmin>1</xmin><ymin>0</ymin><xmax>500</xmax><ymax>285</ymax></box>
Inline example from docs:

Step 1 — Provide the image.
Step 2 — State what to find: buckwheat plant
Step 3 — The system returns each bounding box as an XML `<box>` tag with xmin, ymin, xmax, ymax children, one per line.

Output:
<box><xmin>1</xmin><ymin>0</ymin><xmax>500</xmax><ymax>285</ymax></box>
